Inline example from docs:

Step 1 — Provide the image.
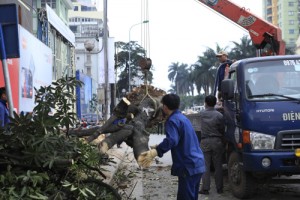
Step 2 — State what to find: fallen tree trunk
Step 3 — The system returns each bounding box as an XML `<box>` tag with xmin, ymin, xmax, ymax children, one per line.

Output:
<box><xmin>70</xmin><ymin>85</ymin><xmax>166</xmax><ymax>167</ymax></box>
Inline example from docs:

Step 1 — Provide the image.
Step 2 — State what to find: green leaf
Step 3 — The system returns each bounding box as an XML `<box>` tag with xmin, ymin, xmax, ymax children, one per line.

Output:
<box><xmin>20</xmin><ymin>186</ymin><xmax>27</xmax><ymax>197</ymax></box>
<box><xmin>70</xmin><ymin>185</ymin><xmax>77</xmax><ymax>191</ymax></box>
<box><xmin>79</xmin><ymin>188</ymin><xmax>88</xmax><ymax>197</ymax></box>
<box><xmin>85</xmin><ymin>187</ymin><xmax>96</xmax><ymax>196</ymax></box>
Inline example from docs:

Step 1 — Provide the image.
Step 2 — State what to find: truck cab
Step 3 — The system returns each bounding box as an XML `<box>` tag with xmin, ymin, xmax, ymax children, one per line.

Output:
<box><xmin>221</xmin><ymin>55</ymin><xmax>300</xmax><ymax>198</ymax></box>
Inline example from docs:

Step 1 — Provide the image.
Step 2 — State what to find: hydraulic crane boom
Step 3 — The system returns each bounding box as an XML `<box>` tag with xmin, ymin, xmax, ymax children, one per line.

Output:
<box><xmin>197</xmin><ymin>0</ymin><xmax>285</xmax><ymax>55</ymax></box>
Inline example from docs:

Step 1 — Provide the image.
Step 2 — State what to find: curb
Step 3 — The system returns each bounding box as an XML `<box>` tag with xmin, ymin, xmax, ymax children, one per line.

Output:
<box><xmin>102</xmin><ymin>143</ymin><xmax>130</xmax><ymax>184</ymax></box>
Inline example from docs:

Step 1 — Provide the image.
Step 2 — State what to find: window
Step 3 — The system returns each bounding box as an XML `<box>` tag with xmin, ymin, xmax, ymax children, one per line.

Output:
<box><xmin>41</xmin><ymin>0</ymin><xmax>56</xmax><ymax>9</ymax></box>
<box><xmin>81</xmin><ymin>6</ymin><xmax>92</xmax><ymax>11</ymax></box>
<box><xmin>289</xmin><ymin>20</ymin><xmax>295</xmax><ymax>25</ymax></box>
<box><xmin>289</xmin><ymin>29</ymin><xmax>295</xmax><ymax>34</ymax></box>
<box><xmin>288</xmin><ymin>11</ymin><xmax>294</xmax><ymax>16</ymax></box>
<box><xmin>288</xmin><ymin>2</ymin><xmax>294</xmax><ymax>6</ymax></box>
<box><xmin>69</xmin><ymin>25</ymin><xmax>78</xmax><ymax>33</ymax></box>
<box><xmin>74</xmin><ymin>6</ymin><xmax>78</xmax><ymax>11</ymax></box>
<box><xmin>289</xmin><ymin>38</ymin><xmax>295</xmax><ymax>43</ymax></box>
<box><xmin>245</xmin><ymin>61</ymin><xmax>300</xmax><ymax>100</ymax></box>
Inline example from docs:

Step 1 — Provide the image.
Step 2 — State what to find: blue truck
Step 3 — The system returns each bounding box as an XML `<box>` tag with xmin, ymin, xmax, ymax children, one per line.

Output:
<box><xmin>194</xmin><ymin>1</ymin><xmax>300</xmax><ymax>198</ymax></box>
<box><xmin>221</xmin><ymin>55</ymin><xmax>300</xmax><ymax>198</ymax></box>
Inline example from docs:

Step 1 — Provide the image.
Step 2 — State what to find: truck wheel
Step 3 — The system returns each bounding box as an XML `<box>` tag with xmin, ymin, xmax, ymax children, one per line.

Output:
<box><xmin>228</xmin><ymin>152</ymin><xmax>255</xmax><ymax>199</ymax></box>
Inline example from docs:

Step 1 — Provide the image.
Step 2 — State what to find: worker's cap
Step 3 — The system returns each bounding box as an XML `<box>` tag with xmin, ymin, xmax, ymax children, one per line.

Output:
<box><xmin>216</xmin><ymin>51</ymin><xmax>228</xmax><ymax>57</ymax></box>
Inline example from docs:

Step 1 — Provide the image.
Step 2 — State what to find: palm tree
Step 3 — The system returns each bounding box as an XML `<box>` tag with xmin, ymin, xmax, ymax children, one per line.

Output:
<box><xmin>230</xmin><ymin>35</ymin><xmax>256</xmax><ymax>59</ymax></box>
<box><xmin>168</xmin><ymin>62</ymin><xmax>192</xmax><ymax>95</ymax></box>
<box><xmin>168</xmin><ymin>84</ymin><xmax>176</xmax><ymax>94</ymax></box>
<box><xmin>168</xmin><ymin>62</ymin><xmax>180</xmax><ymax>94</ymax></box>
<box><xmin>177</xmin><ymin>64</ymin><xmax>193</xmax><ymax>95</ymax></box>
<box><xmin>192</xmin><ymin>45</ymin><xmax>225</xmax><ymax>95</ymax></box>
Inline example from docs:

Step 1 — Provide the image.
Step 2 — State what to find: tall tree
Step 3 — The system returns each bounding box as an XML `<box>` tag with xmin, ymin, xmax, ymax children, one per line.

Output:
<box><xmin>168</xmin><ymin>62</ymin><xmax>180</xmax><ymax>94</ymax></box>
<box><xmin>168</xmin><ymin>62</ymin><xmax>192</xmax><ymax>95</ymax></box>
<box><xmin>192</xmin><ymin>45</ymin><xmax>225</xmax><ymax>95</ymax></box>
<box><xmin>230</xmin><ymin>35</ymin><xmax>256</xmax><ymax>60</ymax></box>
<box><xmin>114</xmin><ymin>41</ymin><xmax>153</xmax><ymax>97</ymax></box>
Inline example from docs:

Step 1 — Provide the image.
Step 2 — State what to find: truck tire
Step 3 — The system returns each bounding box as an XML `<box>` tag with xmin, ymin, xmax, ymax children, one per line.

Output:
<box><xmin>228</xmin><ymin>152</ymin><xmax>256</xmax><ymax>199</ymax></box>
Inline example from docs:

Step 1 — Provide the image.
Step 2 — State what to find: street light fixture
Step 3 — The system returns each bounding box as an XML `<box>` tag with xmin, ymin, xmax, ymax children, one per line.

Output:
<box><xmin>128</xmin><ymin>20</ymin><xmax>149</xmax><ymax>92</ymax></box>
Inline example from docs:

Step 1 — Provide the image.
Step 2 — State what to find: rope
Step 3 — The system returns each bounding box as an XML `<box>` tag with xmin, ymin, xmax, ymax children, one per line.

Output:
<box><xmin>138</xmin><ymin>0</ymin><xmax>157</xmax><ymax>117</ymax></box>
<box><xmin>141</xmin><ymin>0</ymin><xmax>150</xmax><ymax>58</ymax></box>
<box><xmin>139</xmin><ymin>83</ymin><xmax>158</xmax><ymax>118</ymax></box>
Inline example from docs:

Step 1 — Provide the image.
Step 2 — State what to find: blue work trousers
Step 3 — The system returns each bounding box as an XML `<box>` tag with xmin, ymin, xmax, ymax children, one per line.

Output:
<box><xmin>177</xmin><ymin>172</ymin><xmax>203</xmax><ymax>200</ymax></box>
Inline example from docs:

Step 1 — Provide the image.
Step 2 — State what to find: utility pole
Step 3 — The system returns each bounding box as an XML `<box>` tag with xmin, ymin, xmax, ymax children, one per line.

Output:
<box><xmin>103</xmin><ymin>0</ymin><xmax>110</xmax><ymax>120</ymax></box>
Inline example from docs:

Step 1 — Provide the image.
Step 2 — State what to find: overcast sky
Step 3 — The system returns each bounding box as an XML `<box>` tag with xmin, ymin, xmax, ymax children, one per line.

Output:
<box><xmin>105</xmin><ymin>0</ymin><xmax>263</xmax><ymax>92</ymax></box>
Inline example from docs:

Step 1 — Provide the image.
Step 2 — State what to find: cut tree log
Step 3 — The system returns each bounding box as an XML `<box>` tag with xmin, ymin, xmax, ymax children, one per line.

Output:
<box><xmin>70</xmin><ymin>85</ymin><xmax>166</xmax><ymax>167</ymax></box>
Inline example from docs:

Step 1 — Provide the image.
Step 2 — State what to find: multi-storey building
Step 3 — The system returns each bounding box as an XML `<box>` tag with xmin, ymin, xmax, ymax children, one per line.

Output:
<box><xmin>68</xmin><ymin>0</ymin><xmax>103</xmax><ymax>81</ymax></box>
<box><xmin>68</xmin><ymin>0</ymin><xmax>115</xmax><ymax>119</ymax></box>
<box><xmin>0</xmin><ymin>0</ymin><xmax>33</xmax><ymax>32</ymax></box>
<box><xmin>33</xmin><ymin>0</ymin><xmax>75</xmax><ymax>80</ymax></box>
<box><xmin>0</xmin><ymin>0</ymin><xmax>75</xmax><ymax>114</ymax></box>
<box><xmin>0</xmin><ymin>0</ymin><xmax>75</xmax><ymax>80</ymax></box>
<box><xmin>262</xmin><ymin>0</ymin><xmax>299</xmax><ymax>51</ymax></box>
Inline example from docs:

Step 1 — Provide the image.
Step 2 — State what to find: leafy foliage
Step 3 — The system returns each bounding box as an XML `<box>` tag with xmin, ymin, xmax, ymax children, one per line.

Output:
<box><xmin>0</xmin><ymin>76</ymin><xmax>120</xmax><ymax>199</ymax></box>
<box><xmin>115</xmin><ymin>41</ymin><xmax>153</xmax><ymax>97</ymax></box>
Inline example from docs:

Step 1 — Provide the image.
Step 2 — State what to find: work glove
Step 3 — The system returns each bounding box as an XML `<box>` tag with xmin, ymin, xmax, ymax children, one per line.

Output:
<box><xmin>138</xmin><ymin>149</ymin><xmax>158</xmax><ymax>168</ymax></box>
<box><xmin>150</xmin><ymin>144</ymin><xmax>158</xmax><ymax>149</ymax></box>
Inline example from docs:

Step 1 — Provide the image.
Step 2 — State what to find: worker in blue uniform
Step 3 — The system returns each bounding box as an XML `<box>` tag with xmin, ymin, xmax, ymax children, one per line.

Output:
<box><xmin>0</xmin><ymin>87</ymin><xmax>9</xmax><ymax>128</ymax></box>
<box><xmin>139</xmin><ymin>93</ymin><xmax>206</xmax><ymax>200</ymax></box>
<box><xmin>213</xmin><ymin>51</ymin><xmax>233</xmax><ymax>101</ymax></box>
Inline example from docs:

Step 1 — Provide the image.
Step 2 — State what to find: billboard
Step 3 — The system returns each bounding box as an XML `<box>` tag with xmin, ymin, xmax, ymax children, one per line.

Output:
<box><xmin>0</xmin><ymin>25</ymin><xmax>52</xmax><ymax>114</ymax></box>
<box><xmin>18</xmin><ymin>25</ymin><xmax>53</xmax><ymax>113</ymax></box>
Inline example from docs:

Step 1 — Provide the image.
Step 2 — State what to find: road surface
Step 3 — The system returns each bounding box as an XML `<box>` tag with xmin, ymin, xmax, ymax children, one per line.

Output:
<box><xmin>112</xmin><ymin>134</ymin><xmax>300</xmax><ymax>200</ymax></box>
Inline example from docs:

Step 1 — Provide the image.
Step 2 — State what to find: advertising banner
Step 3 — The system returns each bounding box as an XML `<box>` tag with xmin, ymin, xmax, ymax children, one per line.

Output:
<box><xmin>76</xmin><ymin>70</ymin><xmax>92</xmax><ymax>119</ymax></box>
<box><xmin>18</xmin><ymin>25</ymin><xmax>52</xmax><ymax>113</ymax></box>
<box><xmin>0</xmin><ymin>58</ymin><xmax>19</xmax><ymax>112</ymax></box>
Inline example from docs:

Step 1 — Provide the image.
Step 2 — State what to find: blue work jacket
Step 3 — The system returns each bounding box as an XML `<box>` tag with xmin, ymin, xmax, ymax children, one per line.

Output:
<box><xmin>156</xmin><ymin>110</ymin><xmax>206</xmax><ymax>177</ymax></box>
<box><xmin>213</xmin><ymin>59</ymin><xmax>233</xmax><ymax>96</ymax></box>
<box><xmin>0</xmin><ymin>99</ymin><xmax>9</xmax><ymax>127</ymax></box>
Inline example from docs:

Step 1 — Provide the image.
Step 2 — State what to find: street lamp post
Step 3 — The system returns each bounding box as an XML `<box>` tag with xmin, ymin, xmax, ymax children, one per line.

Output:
<box><xmin>128</xmin><ymin>20</ymin><xmax>149</xmax><ymax>92</ymax></box>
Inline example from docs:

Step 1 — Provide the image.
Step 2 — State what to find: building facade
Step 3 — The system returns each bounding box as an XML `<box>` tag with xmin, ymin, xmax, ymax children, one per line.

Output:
<box><xmin>0</xmin><ymin>0</ymin><xmax>76</xmax><ymax>113</ymax></box>
<box><xmin>32</xmin><ymin>0</ymin><xmax>76</xmax><ymax>80</ymax></box>
<box><xmin>262</xmin><ymin>0</ymin><xmax>299</xmax><ymax>50</ymax></box>
<box><xmin>68</xmin><ymin>0</ymin><xmax>115</xmax><ymax>119</ymax></box>
<box><xmin>0</xmin><ymin>0</ymin><xmax>33</xmax><ymax>33</ymax></box>
<box><xmin>68</xmin><ymin>0</ymin><xmax>103</xmax><ymax>86</ymax></box>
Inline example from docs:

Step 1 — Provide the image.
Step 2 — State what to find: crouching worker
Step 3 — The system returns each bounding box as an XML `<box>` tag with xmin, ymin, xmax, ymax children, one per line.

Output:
<box><xmin>138</xmin><ymin>93</ymin><xmax>206</xmax><ymax>200</ymax></box>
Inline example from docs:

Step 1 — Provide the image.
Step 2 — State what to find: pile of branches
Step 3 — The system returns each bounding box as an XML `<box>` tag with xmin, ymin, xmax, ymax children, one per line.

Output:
<box><xmin>126</xmin><ymin>84</ymin><xmax>166</xmax><ymax>128</ymax></box>
<box><xmin>71</xmin><ymin>84</ymin><xmax>167</xmax><ymax>166</ymax></box>
<box><xmin>0</xmin><ymin>77</ymin><xmax>121</xmax><ymax>199</ymax></box>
